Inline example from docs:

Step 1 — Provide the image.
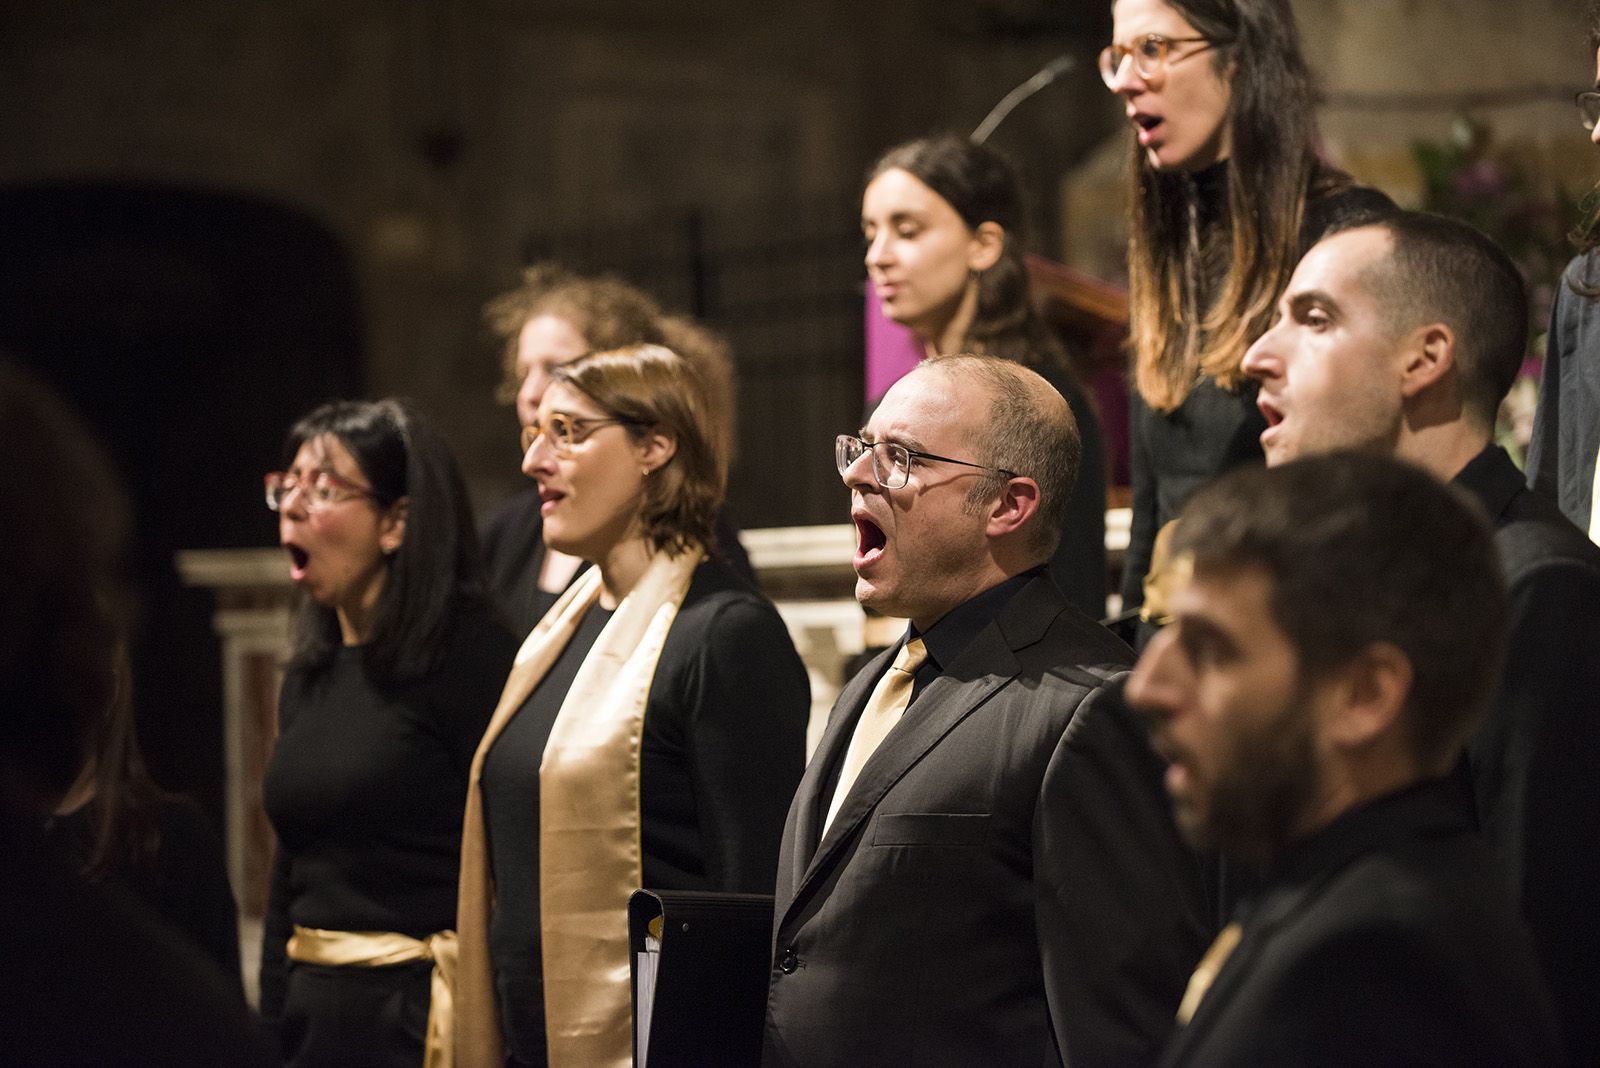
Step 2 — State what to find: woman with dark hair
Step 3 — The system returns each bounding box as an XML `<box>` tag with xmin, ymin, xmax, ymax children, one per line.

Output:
<box><xmin>259</xmin><ymin>399</ymin><xmax>519</xmax><ymax>1067</ymax></box>
<box><xmin>454</xmin><ymin>344</ymin><xmax>809</xmax><ymax>1068</ymax></box>
<box><xmin>1528</xmin><ymin>0</ymin><xmax>1600</xmax><ymax>537</ymax></box>
<box><xmin>1101</xmin><ymin>0</ymin><xmax>1392</xmax><ymax>635</ymax></box>
<box><xmin>480</xmin><ymin>264</ymin><xmax>752</xmax><ymax>634</ymax></box>
<box><xmin>47</xmin><ymin>640</ymin><xmax>243</xmax><ymax>987</ymax></box>
<box><xmin>862</xmin><ymin>134</ymin><xmax>1110</xmax><ymax>616</ymax></box>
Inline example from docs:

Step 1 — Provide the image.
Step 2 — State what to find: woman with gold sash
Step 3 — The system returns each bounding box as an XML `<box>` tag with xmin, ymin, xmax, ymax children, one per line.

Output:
<box><xmin>260</xmin><ymin>399</ymin><xmax>520</xmax><ymax>1067</ymax></box>
<box><xmin>455</xmin><ymin>344</ymin><xmax>809</xmax><ymax>1068</ymax></box>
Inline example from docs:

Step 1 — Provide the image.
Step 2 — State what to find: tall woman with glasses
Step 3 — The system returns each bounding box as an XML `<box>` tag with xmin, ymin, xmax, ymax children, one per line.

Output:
<box><xmin>862</xmin><ymin>134</ymin><xmax>1110</xmax><ymax>617</ymax></box>
<box><xmin>259</xmin><ymin>399</ymin><xmax>520</xmax><ymax>1068</ymax></box>
<box><xmin>454</xmin><ymin>344</ymin><xmax>809</xmax><ymax>1068</ymax></box>
<box><xmin>1529</xmin><ymin>0</ymin><xmax>1600</xmax><ymax>538</ymax></box>
<box><xmin>1101</xmin><ymin>0</ymin><xmax>1391</xmax><ymax>640</ymax></box>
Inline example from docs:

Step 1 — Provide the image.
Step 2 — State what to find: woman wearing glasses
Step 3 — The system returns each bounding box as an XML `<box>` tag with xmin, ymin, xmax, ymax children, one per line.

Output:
<box><xmin>1101</xmin><ymin>0</ymin><xmax>1391</xmax><ymax>640</ymax></box>
<box><xmin>1529</xmin><ymin>1</ymin><xmax>1600</xmax><ymax>537</ymax></box>
<box><xmin>259</xmin><ymin>399</ymin><xmax>519</xmax><ymax>1067</ymax></box>
<box><xmin>861</xmin><ymin>134</ymin><xmax>1108</xmax><ymax>617</ymax></box>
<box><xmin>480</xmin><ymin>265</ymin><xmax>753</xmax><ymax>635</ymax></box>
<box><xmin>454</xmin><ymin>344</ymin><xmax>809</xmax><ymax>1068</ymax></box>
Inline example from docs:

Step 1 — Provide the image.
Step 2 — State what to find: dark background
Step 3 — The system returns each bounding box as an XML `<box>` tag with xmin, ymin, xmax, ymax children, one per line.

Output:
<box><xmin>0</xmin><ymin>0</ymin><xmax>1121</xmax><ymax>820</ymax></box>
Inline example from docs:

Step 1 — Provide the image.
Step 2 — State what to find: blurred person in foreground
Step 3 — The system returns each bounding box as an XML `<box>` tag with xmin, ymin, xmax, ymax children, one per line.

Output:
<box><xmin>0</xmin><ymin>356</ymin><xmax>272</xmax><ymax>1066</ymax></box>
<box><xmin>1128</xmin><ymin>453</ymin><xmax>1559</xmax><ymax>1066</ymax></box>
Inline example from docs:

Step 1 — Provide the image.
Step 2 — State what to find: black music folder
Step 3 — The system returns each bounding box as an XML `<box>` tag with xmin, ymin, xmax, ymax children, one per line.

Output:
<box><xmin>629</xmin><ymin>889</ymin><xmax>774</xmax><ymax>1068</ymax></box>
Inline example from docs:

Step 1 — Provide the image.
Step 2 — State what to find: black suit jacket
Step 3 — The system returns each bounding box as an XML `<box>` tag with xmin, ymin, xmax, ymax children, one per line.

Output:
<box><xmin>763</xmin><ymin>576</ymin><xmax>1211</xmax><ymax>1067</ymax></box>
<box><xmin>1455</xmin><ymin>444</ymin><xmax>1600</xmax><ymax>1065</ymax></box>
<box><xmin>1161</xmin><ymin>780</ymin><xmax>1561</xmax><ymax>1067</ymax></box>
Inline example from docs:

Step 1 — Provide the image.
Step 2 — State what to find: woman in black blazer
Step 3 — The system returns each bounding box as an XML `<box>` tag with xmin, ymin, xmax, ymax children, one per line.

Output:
<box><xmin>455</xmin><ymin>342</ymin><xmax>810</xmax><ymax>1068</ymax></box>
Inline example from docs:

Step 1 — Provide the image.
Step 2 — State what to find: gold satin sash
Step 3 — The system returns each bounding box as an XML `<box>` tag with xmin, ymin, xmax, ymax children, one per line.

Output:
<box><xmin>1139</xmin><ymin>519</ymin><xmax>1190</xmax><ymax>626</ymax></box>
<box><xmin>455</xmin><ymin>548</ymin><xmax>703</xmax><ymax>1068</ymax></box>
<box><xmin>286</xmin><ymin>924</ymin><xmax>458</xmax><ymax>1068</ymax></box>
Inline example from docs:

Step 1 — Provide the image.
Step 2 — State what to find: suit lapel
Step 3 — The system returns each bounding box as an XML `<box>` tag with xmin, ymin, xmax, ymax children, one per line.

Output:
<box><xmin>779</xmin><ymin>643</ymin><xmax>896</xmax><ymax>896</ymax></box>
<box><xmin>778</xmin><ymin>577</ymin><xmax>1064</xmax><ymax>929</ymax></box>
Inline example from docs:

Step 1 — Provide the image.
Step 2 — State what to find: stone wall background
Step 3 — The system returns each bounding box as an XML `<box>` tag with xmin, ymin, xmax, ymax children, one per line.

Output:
<box><xmin>3</xmin><ymin>0</ymin><xmax>1595</xmax><ymax>812</ymax></box>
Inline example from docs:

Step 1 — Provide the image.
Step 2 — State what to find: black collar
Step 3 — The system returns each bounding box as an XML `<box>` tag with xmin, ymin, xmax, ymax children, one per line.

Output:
<box><xmin>907</xmin><ymin>567</ymin><xmax>1045</xmax><ymax>687</ymax></box>
<box><xmin>1450</xmin><ymin>443</ymin><xmax>1522</xmax><ymax>523</ymax></box>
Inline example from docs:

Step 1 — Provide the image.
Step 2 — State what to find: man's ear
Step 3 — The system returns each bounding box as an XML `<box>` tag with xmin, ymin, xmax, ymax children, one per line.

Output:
<box><xmin>986</xmin><ymin>476</ymin><xmax>1041</xmax><ymax>539</ymax></box>
<box><xmin>1399</xmin><ymin>322</ymin><xmax>1456</xmax><ymax>401</ymax></box>
<box><xmin>379</xmin><ymin>498</ymin><xmax>409</xmax><ymax>556</ymax></box>
<box><xmin>968</xmin><ymin>221</ymin><xmax>1005</xmax><ymax>273</ymax></box>
<box><xmin>636</xmin><ymin>427</ymin><xmax>678</xmax><ymax>475</ymax></box>
<box><xmin>1325</xmin><ymin>641</ymin><xmax>1412</xmax><ymax>751</ymax></box>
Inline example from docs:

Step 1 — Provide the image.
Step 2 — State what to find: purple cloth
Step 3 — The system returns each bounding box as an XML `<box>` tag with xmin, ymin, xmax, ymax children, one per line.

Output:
<box><xmin>864</xmin><ymin>282</ymin><xmax>924</xmax><ymax>405</ymax></box>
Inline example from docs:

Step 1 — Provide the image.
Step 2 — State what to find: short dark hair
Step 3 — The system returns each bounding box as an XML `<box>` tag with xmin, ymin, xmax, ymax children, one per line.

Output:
<box><xmin>0</xmin><ymin>358</ymin><xmax>132</xmax><ymax>804</ymax></box>
<box><xmin>1339</xmin><ymin>211</ymin><xmax>1528</xmax><ymax>426</ymax></box>
<box><xmin>1173</xmin><ymin>451</ymin><xmax>1509</xmax><ymax>772</ymax></box>
<box><xmin>552</xmin><ymin>343</ymin><xmax>731</xmax><ymax>556</ymax></box>
<box><xmin>924</xmin><ymin>354</ymin><xmax>1079</xmax><ymax>560</ymax></box>
<box><xmin>281</xmin><ymin>398</ymin><xmax>488</xmax><ymax>684</ymax></box>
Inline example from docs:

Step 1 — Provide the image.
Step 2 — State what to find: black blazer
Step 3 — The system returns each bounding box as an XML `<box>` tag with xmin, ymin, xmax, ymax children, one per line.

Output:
<box><xmin>763</xmin><ymin>576</ymin><xmax>1211</xmax><ymax>1067</ymax></box>
<box><xmin>1160</xmin><ymin>781</ymin><xmax>1561</xmax><ymax>1067</ymax></box>
<box><xmin>1455</xmin><ymin>444</ymin><xmax>1600</xmax><ymax>1065</ymax></box>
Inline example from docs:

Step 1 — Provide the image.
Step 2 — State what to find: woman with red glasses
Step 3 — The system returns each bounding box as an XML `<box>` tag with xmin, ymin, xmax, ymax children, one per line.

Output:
<box><xmin>1100</xmin><ymin>0</ymin><xmax>1391</xmax><ymax>642</ymax></box>
<box><xmin>260</xmin><ymin>399</ymin><xmax>519</xmax><ymax>1067</ymax></box>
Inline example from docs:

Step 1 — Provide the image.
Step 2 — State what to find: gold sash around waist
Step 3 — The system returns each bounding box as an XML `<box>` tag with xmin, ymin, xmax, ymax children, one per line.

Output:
<box><xmin>287</xmin><ymin>924</ymin><xmax>458</xmax><ymax>1068</ymax></box>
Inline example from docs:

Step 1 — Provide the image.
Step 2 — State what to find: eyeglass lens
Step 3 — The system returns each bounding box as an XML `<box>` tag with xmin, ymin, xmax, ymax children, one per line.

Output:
<box><xmin>835</xmin><ymin>436</ymin><xmax>910</xmax><ymax>489</ymax></box>
<box><xmin>265</xmin><ymin>472</ymin><xmax>329</xmax><ymax>511</ymax></box>
<box><xmin>1098</xmin><ymin>36</ymin><xmax>1170</xmax><ymax>87</ymax></box>
<box><xmin>520</xmin><ymin>414</ymin><xmax>579</xmax><ymax>455</ymax></box>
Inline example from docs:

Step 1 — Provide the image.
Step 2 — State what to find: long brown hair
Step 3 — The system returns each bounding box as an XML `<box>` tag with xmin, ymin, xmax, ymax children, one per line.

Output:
<box><xmin>1125</xmin><ymin>0</ymin><xmax>1323</xmax><ymax>411</ymax></box>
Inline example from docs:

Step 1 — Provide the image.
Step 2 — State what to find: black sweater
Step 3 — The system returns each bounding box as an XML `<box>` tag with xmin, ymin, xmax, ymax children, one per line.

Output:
<box><xmin>259</xmin><ymin>601</ymin><xmax>519</xmax><ymax>1026</ymax></box>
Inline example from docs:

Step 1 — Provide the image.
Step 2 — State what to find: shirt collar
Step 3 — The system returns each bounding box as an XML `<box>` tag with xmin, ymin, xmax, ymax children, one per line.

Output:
<box><xmin>908</xmin><ymin>567</ymin><xmax>1044</xmax><ymax>675</ymax></box>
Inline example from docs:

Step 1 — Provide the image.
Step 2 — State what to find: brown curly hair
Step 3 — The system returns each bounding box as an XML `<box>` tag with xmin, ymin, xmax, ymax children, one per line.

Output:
<box><xmin>484</xmin><ymin>263</ymin><xmax>731</xmax><ymax>415</ymax></box>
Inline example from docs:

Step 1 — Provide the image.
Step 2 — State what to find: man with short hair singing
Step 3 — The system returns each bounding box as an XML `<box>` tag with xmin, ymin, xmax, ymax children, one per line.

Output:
<box><xmin>763</xmin><ymin>354</ymin><xmax>1209</xmax><ymax>1067</ymax></box>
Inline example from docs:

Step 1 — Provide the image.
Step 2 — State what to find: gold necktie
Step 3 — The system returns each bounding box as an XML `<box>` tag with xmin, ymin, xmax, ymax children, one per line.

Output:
<box><xmin>822</xmin><ymin>637</ymin><xmax>928</xmax><ymax>835</ymax></box>
<box><xmin>1176</xmin><ymin>921</ymin><xmax>1242</xmax><ymax>1025</ymax></box>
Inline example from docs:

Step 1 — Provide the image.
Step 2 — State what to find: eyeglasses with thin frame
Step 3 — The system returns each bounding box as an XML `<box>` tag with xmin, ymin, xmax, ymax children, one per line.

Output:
<box><xmin>1098</xmin><ymin>33</ymin><xmax>1217</xmax><ymax>89</ymax></box>
<box><xmin>520</xmin><ymin>411</ymin><xmax>643</xmax><ymax>457</ymax></box>
<box><xmin>1577</xmin><ymin>91</ymin><xmax>1600</xmax><ymax>131</ymax></box>
<box><xmin>835</xmin><ymin>434</ymin><xmax>1018</xmax><ymax>490</ymax></box>
<box><xmin>264</xmin><ymin>469</ymin><xmax>379</xmax><ymax>513</ymax></box>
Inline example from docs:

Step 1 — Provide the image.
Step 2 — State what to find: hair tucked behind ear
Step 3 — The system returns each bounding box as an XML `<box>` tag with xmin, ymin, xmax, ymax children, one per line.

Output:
<box><xmin>551</xmin><ymin>344</ymin><xmax>730</xmax><ymax>556</ymax></box>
